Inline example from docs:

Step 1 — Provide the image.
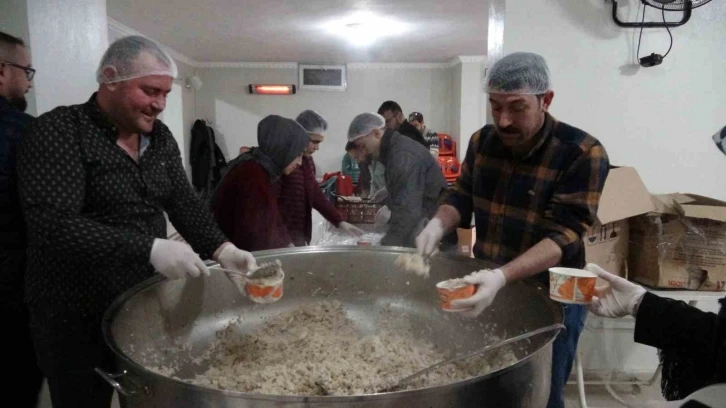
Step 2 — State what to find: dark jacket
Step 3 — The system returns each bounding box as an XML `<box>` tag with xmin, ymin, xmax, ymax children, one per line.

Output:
<box><xmin>635</xmin><ymin>292</ymin><xmax>726</xmax><ymax>400</ymax></box>
<box><xmin>277</xmin><ymin>156</ymin><xmax>344</xmax><ymax>246</ymax></box>
<box><xmin>212</xmin><ymin>115</ymin><xmax>308</xmax><ymax>251</ymax></box>
<box><xmin>397</xmin><ymin>120</ymin><xmax>428</xmax><ymax>148</ymax></box>
<box><xmin>190</xmin><ymin>119</ymin><xmax>226</xmax><ymax>194</ymax></box>
<box><xmin>213</xmin><ymin>160</ymin><xmax>292</xmax><ymax>251</ymax></box>
<box><xmin>378</xmin><ymin>130</ymin><xmax>447</xmax><ymax>247</ymax></box>
<box><xmin>0</xmin><ymin>96</ymin><xmax>33</xmax><ymax>301</ymax></box>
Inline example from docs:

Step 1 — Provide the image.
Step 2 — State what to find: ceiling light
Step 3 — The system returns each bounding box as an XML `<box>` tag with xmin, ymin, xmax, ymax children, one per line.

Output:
<box><xmin>321</xmin><ymin>11</ymin><xmax>411</xmax><ymax>47</ymax></box>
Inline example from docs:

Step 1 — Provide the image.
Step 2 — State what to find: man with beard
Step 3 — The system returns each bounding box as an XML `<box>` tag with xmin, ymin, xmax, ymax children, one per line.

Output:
<box><xmin>17</xmin><ymin>36</ymin><xmax>257</xmax><ymax>407</ymax></box>
<box><xmin>0</xmin><ymin>31</ymin><xmax>43</xmax><ymax>408</ymax></box>
<box><xmin>348</xmin><ymin>112</ymin><xmax>446</xmax><ymax>247</ymax></box>
<box><xmin>377</xmin><ymin>100</ymin><xmax>428</xmax><ymax>148</ymax></box>
<box><xmin>416</xmin><ymin>52</ymin><xmax>610</xmax><ymax>408</ymax></box>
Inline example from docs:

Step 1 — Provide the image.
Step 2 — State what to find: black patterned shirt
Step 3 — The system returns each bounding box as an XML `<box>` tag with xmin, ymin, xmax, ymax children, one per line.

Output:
<box><xmin>18</xmin><ymin>94</ymin><xmax>227</xmax><ymax>318</ymax></box>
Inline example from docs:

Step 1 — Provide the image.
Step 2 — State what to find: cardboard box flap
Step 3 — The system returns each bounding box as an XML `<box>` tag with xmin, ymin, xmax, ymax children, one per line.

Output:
<box><xmin>597</xmin><ymin>167</ymin><xmax>656</xmax><ymax>224</ymax></box>
<box><xmin>650</xmin><ymin>193</ymin><xmax>694</xmax><ymax>215</ymax></box>
<box><xmin>674</xmin><ymin>194</ymin><xmax>726</xmax><ymax>222</ymax></box>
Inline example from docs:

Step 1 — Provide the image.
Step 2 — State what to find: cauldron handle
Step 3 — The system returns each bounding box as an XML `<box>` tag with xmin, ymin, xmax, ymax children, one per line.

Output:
<box><xmin>95</xmin><ymin>368</ymin><xmax>139</xmax><ymax>396</ymax></box>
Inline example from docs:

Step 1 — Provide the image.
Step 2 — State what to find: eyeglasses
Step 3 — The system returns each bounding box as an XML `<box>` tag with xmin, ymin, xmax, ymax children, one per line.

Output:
<box><xmin>1</xmin><ymin>61</ymin><xmax>35</xmax><ymax>81</ymax></box>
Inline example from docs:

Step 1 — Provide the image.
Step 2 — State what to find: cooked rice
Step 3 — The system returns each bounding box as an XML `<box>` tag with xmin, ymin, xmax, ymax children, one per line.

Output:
<box><xmin>174</xmin><ymin>301</ymin><xmax>517</xmax><ymax>396</ymax></box>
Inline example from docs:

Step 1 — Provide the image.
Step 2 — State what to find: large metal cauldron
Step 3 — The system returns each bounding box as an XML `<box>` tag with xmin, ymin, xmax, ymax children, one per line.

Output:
<box><xmin>101</xmin><ymin>247</ymin><xmax>563</xmax><ymax>408</ymax></box>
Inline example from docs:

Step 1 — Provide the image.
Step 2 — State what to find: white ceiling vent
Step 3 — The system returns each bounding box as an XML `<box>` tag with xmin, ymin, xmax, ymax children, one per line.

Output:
<box><xmin>299</xmin><ymin>65</ymin><xmax>347</xmax><ymax>91</ymax></box>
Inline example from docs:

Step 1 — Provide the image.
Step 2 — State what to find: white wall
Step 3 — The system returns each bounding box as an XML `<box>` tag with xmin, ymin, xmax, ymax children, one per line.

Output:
<box><xmin>451</xmin><ymin>64</ymin><xmax>463</xmax><ymax>152</ymax></box>
<box><xmin>457</xmin><ymin>59</ymin><xmax>487</xmax><ymax>161</ymax></box>
<box><xmin>194</xmin><ymin>65</ymin><xmax>453</xmax><ymax>174</ymax></box>
<box><xmin>26</xmin><ymin>0</ymin><xmax>108</xmax><ymax>114</ymax></box>
<box><xmin>505</xmin><ymin>0</ymin><xmax>726</xmax><ymax>201</ymax></box>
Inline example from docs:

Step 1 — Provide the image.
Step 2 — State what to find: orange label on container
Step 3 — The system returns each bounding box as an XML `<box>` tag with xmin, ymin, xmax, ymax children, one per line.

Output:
<box><xmin>246</xmin><ymin>283</ymin><xmax>282</xmax><ymax>299</ymax></box>
<box><xmin>437</xmin><ymin>285</ymin><xmax>475</xmax><ymax>310</ymax></box>
<box><xmin>550</xmin><ymin>274</ymin><xmax>596</xmax><ymax>304</ymax></box>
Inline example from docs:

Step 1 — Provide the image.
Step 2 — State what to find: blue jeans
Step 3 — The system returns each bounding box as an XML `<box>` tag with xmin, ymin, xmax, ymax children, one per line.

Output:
<box><xmin>547</xmin><ymin>304</ymin><xmax>587</xmax><ymax>408</ymax></box>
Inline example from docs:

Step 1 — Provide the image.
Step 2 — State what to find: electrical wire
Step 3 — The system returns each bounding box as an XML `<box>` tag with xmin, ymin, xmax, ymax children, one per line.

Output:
<box><xmin>662</xmin><ymin>5</ymin><xmax>674</xmax><ymax>58</ymax></box>
<box><xmin>636</xmin><ymin>4</ymin><xmax>647</xmax><ymax>60</ymax></box>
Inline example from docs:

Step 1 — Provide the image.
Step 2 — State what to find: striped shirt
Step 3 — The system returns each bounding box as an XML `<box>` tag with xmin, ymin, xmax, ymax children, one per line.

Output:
<box><xmin>444</xmin><ymin>113</ymin><xmax>609</xmax><ymax>270</ymax></box>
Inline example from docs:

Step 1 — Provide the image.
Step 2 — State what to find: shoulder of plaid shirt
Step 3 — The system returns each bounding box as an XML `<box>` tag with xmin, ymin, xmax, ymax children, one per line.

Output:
<box><xmin>438</xmin><ymin>116</ymin><xmax>609</xmax><ymax>284</ymax></box>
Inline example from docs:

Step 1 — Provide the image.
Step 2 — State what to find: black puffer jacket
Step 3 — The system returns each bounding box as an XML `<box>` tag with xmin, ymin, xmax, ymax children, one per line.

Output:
<box><xmin>397</xmin><ymin>120</ymin><xmax>428</xmax><ymax>148</ymax></box>
<box><xmin>634</xmin><ymin>292</ymin><xmax>726</xmax><ymax>400</ymax></box>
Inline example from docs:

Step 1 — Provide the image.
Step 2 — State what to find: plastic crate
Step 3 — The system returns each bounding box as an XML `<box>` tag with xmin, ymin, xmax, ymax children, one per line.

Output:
<box><xmin>335</xmin><ymin>199</ymin><xmax>383</xmax><ymax>224</ymax></box>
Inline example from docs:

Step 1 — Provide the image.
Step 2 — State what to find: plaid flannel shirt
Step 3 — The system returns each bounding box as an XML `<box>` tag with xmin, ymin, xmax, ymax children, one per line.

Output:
<box><xmin>445</xmin><ymin>113</ymin><xmax>609</xmax><ymax>271</ymax></box>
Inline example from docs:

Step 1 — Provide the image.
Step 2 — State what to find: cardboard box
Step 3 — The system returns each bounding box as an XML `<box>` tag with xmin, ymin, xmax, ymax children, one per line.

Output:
<box><xmin>584</xmin><ymin>167</ymin><xmax>656</xmax><ymax>278</ymax></box>
<box><xmin>457</xmin><ymin>227</ymin><xmax>476</xmax><ymax>258</ymax></box>
<box><xmin>628</xmin><ymin>194</ymin><xmax>726</xmax><ymax>291</ymax></box>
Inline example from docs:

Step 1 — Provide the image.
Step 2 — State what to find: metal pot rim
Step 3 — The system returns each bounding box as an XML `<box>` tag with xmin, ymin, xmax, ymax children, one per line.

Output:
<box><xmin>102</xmin><ymin>246</ymin><xmax>564</xmax><ymax>401</ymax></box>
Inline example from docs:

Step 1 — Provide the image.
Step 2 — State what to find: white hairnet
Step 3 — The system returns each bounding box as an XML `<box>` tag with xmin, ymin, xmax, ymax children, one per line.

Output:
<box><xmin>348</xmin><ymin>112</ymin><xmax>385</xmax><ymax>142</ymax></box>
<box><xmin>487</xmin><ymin>52</ymin><xmax>550</xmax><ymax>95</ymax></box>
<box><xmin>296</xmin><ymin>110</ymin><xmax>328</xmax><ymax>135</ymax></box>
<box><xmin>96</xmin><ymin>36</ymin><xmax>178</xmax><ymax>84</ymax></box>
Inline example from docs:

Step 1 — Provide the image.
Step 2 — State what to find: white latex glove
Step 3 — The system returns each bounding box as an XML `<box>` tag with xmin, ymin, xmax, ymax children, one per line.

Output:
<box><xmin>450</xmin><ymin>269</ymin><xmax>507</xmax><ymax>318</ymax></box>
<box><xmin>339</xmin><ymin>222</ymin><xmax>364</xmax><ymax>237</ymax></box>
<box><xmin>370</xmin><ymin>188</ymin><xmax>388</xmax><ymax>203</ymax></box>
<box><xmin>586</xmin><ymin>263</ymin><xmax>646</xmax><ymax>318</ymax></box>
<box><xmin>374</xmin><ymin>206</ymin><xmax>391</xmax><ymax>226</ymax></box>
<box><xmin>415</xmin><ymin>218</ymin><xmax>445</xmax><ymax>258</ymax></box>
<box><xmin>217</xmin><ymin>244</ymin><xmax>257</xmax><ymax>273</ymax></box>
<box><xmin>150</xmin><ymin>238</ymin><xmax>208</xmax><ymax>279</ymax></box>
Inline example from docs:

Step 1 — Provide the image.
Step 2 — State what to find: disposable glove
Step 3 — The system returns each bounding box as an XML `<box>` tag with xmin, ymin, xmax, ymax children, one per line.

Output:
<box><xmin>217</xmin><ymin>244</ymin><xmax>257</xmax><ymax>273</ymax></box>
<box><xmin>415</xmin><ymin>218</ymin><xmax>445</xmax><ymax>258</ymax></box>
<box><xmin>374</xmin><ymin>206</ymin><xmax>391</xmax><ymax>226</ymax></box>
<box><xmin>150</xmin><ymin>238</ymin><xmax>208</xmax><ymax>279</ymax></box>
<box><xmin>586</xmin><ymin>263</ymin><xmax>646</xmax><ymax>318</ymax></box>
<box><xmin>450</xmin><ymin>269</ymin><xmax>507</xmax><ymax>318</ymax></box>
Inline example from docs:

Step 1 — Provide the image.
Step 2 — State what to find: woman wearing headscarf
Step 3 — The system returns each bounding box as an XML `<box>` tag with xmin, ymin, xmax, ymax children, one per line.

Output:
<box><xmin>212</xmin><ymin>115</ymin><xmax>308</xmax><ymax>251</ymax></box>
<box><xmin>277</xmin><ymin>110</ymin><xmax>363</xmax><ymax>246</ymax></box>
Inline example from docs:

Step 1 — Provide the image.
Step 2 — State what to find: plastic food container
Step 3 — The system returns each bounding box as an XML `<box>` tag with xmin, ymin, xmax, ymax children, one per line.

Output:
<box><xmin>436</xmin><ymin>279</ymin><xmax>476</xmax><ymax>311</ymax></box>
<box><xmin>548</xmin><ymin>267</ymin><xmax>597</xmax><ymax>304</ymax></box>
<box><xmin>245</xmin><ymin>271</ymin><xmax>285</xmax><ymax>304</ymax></box>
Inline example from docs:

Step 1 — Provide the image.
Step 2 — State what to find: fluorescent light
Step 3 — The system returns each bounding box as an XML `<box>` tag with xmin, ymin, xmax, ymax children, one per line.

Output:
<box><xmin>248</xmin><ymin>84</ymin><xmax>296</xmax><ymax>95</ymax></box>
<box><xmin>321</xmin><ymin>11</ymin><xmax>411</xmax><ymax>47</ymax></box>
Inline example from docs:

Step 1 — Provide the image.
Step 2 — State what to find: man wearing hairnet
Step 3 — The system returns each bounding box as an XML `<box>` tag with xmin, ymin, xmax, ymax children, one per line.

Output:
<box><xmin>416</xmin><ymin>52</ymin><xmax>610</xmax><ymax>408</ymax></box>
<box><xmin>348</xmin><ymin>112</ymin><xmax>447</xmax><ymax>247</ymax></box>
<box><xmin>17</xmin><ymin>36</ymin><xmax>257</xmax><ymax>407</ymax></box>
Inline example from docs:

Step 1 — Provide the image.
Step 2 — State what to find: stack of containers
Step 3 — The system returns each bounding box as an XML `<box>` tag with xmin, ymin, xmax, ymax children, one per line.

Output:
<box><xmin>436</xmin><ymin>133</ymin><xmax>461</xmax><ymax>185</ymax></box>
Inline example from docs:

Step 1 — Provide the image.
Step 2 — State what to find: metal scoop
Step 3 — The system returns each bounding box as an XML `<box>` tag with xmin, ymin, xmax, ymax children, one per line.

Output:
<box><xmin>378</xmin><ymin>323</ymin><xmax>566</xmax><ymax>393</ymax></box>
<box><xmin>211</xmin><ymin>260</ymin><xmax>282</xmax><ymax>279</ymax></box>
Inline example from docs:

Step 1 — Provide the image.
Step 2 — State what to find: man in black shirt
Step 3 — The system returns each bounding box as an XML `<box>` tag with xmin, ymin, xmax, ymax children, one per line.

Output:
<box><xmin>18</xmin><ymin>36</ymin><xmax>257</xmax><ymax>408</ymax></box>
<box><xmin>377</xmin><ymin>100</ymin><xmax>428</xmax><ymax>148</ymax></box>
<box><xmin>0</xmin><ymin>30</ymin><xmax>43</xmax><ymax>408</ymax></box>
